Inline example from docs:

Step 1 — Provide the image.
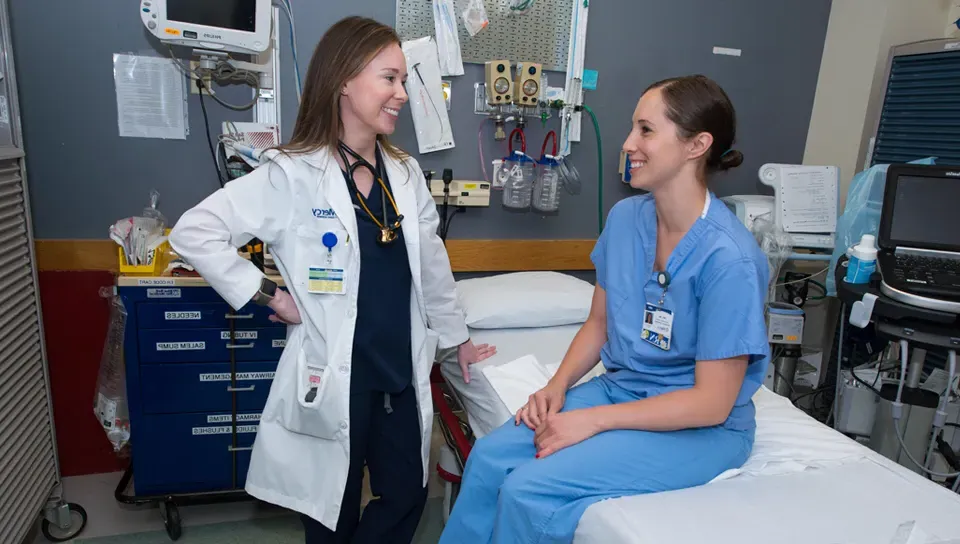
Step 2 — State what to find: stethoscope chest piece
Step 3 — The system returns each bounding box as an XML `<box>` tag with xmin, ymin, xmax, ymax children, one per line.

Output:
<box><xmin>378</xmin><ymin>227</ymin><xmax>398</xmax><ymax>245</ymax></box>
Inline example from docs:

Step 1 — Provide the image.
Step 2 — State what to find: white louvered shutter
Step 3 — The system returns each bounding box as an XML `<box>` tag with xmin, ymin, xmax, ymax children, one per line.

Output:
<box><xmin>0</xmin><ymin>0</ymin><xmax>62</xmax><ymax>540</ymax></box>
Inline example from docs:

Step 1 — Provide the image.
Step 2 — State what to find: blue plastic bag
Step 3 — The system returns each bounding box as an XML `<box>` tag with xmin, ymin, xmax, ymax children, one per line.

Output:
<box><xmin>827</xmin><ymin>157</ymin><xmax>937</xmax><ymax>296</ymax></box>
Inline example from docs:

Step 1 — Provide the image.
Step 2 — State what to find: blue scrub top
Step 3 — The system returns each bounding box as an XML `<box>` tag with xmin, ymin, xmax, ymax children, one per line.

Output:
<box><xmin>591</xmin><ymin>192</ymin><xmax>770</xmax><ymax>431</ymax></box>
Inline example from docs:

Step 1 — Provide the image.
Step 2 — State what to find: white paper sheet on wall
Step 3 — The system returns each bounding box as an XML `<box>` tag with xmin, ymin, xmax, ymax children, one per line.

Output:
<box><xmin>779</xmin><ymin>165</ymin><xmax>838</xmax><ymax>233</ymax></box>
<box><xmin>113</xmin><ymin>53</ymin><xmax>189</xmax><ymax>140</ymax></box>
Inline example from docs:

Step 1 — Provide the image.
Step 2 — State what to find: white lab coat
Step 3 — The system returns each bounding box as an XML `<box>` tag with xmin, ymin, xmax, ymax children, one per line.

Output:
<box><xmin>168</xmin><ymin>145</ymin><xmax>469</xmax><ymax>530</ymax></box>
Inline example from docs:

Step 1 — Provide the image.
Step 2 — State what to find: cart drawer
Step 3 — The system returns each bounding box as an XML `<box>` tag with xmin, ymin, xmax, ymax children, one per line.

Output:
<box><xmin>139</xmin><ymin>361</ymin><xmax>277</xmax><ymax>414</ymax></box>
<box><xmin>136</xmin><ymin>302</ymin><xmax>282</xmax><ymax>329</ymax></box>
<box><xmin>138</xmin><ymin>328</ymin><xmax>287</xmax><ymax>364</ymax></box>
<box><xmin>132</xmin><ymin>411</ymin><xmax>258</xmax><ymax>496</ymax></box>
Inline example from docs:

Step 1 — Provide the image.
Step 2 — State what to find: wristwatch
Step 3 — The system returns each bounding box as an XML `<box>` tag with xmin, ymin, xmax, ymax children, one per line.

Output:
<box><xmin>252</xmin><ymin>277</ymin><xmax>278</xmax><ymax>306</ymax></box>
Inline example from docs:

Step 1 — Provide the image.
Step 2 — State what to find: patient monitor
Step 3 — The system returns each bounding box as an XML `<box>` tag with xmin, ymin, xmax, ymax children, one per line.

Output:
<box><xmin>140</xmin><ymin>0</ymin><xmax>272</xmax><ymax>55</ymax></box>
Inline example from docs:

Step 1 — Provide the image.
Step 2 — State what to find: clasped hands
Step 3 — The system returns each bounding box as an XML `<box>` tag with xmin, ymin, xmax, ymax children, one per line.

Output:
<box><xmin>515</xmin><ymin>381</ymin><xmax>600</xmax><ymax>459</ymax></box>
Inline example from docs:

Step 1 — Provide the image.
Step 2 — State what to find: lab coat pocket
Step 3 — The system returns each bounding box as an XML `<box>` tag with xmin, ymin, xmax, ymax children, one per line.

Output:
<box><xmin>274</xmin><ymin>343</ymin><xmax>344</xmax><ymax>440</ymax></box>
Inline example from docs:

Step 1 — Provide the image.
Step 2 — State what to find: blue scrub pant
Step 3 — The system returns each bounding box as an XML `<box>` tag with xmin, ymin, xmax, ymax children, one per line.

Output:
<box><xmin>439</xmin><ymin>375</ymin><xmax>754</xmax><ymax>544</ymax></box>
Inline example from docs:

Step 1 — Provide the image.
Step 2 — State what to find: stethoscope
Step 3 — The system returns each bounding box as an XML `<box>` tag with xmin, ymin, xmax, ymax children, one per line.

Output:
<box><xmin>336</xmin><ymin>141</ymin><xmax>404</xmax><ymax>245</ymax></box>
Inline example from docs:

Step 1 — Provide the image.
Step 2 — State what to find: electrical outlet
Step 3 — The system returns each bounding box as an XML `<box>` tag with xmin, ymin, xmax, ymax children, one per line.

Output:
<box><xmin>189</xmin><ymin>61</ymin><xmax>213</xmax><ymax>95</ymax></box>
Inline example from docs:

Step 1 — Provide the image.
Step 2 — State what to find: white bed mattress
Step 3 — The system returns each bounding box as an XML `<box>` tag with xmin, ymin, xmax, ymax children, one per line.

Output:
<box><xmin>438</xmin><ymin>325</ymin><xmax>960</xmax><ymax>544</ymax></box>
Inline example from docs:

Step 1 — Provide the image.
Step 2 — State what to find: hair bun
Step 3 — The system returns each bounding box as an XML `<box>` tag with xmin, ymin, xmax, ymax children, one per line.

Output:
<box><xmin>718</xmin><ymin>149</ymin><xmax>744</xmax><ymax>171</ymax></box>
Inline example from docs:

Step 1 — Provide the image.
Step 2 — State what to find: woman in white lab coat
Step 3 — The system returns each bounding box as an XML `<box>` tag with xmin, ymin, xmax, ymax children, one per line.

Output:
<box><xmin>169</xmin><ymin>16</ymin><xmax>495</xmax><ymax>544</ymax></box>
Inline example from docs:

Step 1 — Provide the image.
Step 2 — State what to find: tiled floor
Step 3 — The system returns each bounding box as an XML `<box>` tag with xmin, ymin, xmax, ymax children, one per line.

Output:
<box><xmin>29</xmin><ymin>420</ymin><xmax>449</xmax><ymax>543</ymax></box>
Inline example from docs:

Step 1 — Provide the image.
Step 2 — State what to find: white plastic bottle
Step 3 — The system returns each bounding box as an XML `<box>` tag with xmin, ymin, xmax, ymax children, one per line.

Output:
<box><xmin>845</xmin><ymin>234</ymin><xmax>878</xmax><ymax>284</ymax></box>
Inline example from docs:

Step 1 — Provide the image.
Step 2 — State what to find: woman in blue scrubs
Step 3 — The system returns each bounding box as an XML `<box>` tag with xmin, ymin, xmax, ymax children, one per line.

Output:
<box><xmin>439</xmin><ymin>74</ymin><xmax>771</xmax><ymax>543</ymax></box>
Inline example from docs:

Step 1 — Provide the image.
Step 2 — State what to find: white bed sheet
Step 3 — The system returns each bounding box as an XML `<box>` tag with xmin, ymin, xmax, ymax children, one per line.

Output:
<box><xmin>439</xmin><ymin>325</ymin><xmax>960</xmax><ymax>544</ymax></box>
<box><xmin>575</xmin><ymin>456</ymin><xmax>960</xmax><ymax>544</ymax></box>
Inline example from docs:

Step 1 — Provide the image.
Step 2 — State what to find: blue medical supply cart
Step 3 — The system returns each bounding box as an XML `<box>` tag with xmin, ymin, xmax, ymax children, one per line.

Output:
<box><xmin>116</xmin><ymin>274</ymin><xmax>285</xmax><ymax>540</ymax></box>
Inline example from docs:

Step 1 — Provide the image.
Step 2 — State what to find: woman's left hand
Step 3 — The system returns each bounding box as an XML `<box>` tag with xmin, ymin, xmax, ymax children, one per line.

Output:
<box><xmin>534</xmin><ymin>409</ymin><xmax>600</xmax><ymax>459</ymax></box>
<box><xmin>457</xmin><ymin>339</ymin><xmax>497</xmax><ymax>383</ymax></box>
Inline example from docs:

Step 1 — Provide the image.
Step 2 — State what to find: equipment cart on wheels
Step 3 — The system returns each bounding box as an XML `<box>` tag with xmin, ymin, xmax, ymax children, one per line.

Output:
<box><xmin>116</xmin><ymin>273</ymin><xmax>287</xmax><ymax>541</ymax></box>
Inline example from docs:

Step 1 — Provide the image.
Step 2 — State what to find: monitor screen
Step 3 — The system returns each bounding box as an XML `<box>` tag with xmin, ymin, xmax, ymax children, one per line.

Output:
<box><xmin>167</xmin><ymin>0</ymin><xmax>257</xmax><ymax>33</ymax></box>
<box><xmin>889</xmin><ymin>174</ymin><xmax>960</xmax><ymax>248</ymax></box>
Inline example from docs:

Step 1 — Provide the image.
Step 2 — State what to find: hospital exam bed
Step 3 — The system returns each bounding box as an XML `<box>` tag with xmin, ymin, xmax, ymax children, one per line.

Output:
<box><xmin>430</xmin><ymin>274</ymin><xmax>960</xmax><ymax>544</ymax></box>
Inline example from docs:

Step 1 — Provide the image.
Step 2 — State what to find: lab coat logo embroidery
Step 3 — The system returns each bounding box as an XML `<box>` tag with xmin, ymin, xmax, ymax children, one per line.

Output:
<box><xmin>312</xmin><ymin>208</ymin><xmax>337</xmax><ymax>219</ymax></box>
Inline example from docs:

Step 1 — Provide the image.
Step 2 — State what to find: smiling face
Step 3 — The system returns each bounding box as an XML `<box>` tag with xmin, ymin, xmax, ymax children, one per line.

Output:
<box><xmin>621</xmin><ymin>87</ymin><xmax>714</xmax><ymax>192</ymax></box>
<box><xmin>340</xmin><ymin>43</ymin><xmax>409</xmax><ymax>136</ymax></box>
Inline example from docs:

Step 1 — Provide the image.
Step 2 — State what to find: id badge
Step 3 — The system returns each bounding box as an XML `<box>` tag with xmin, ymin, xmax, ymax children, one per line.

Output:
<box><xmin>308</xmin><ymin>267</ymin><xmax>346</xmax><ymax>294</ymax></box>
<box><xmin>641</xmin><ymin>303</ymin><xmax>673</xmax><ymax>351</ymax></box>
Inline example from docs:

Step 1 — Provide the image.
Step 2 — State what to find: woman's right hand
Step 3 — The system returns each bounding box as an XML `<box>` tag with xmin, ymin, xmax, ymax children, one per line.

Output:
<box><xmin>267</xmin><ymin>289</ymin><xmax>302</xmax><ymax>324</ymax></box>
<box><xmin>515</xmin><ymin>380</ymin><xmax>567</xmax><ymax>430</ymax></box>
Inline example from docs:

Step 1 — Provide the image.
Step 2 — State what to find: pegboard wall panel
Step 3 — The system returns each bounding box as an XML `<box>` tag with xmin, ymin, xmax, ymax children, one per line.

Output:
<box><xmin>396</xmin><ymin>0</ymin><xmax>573</xmax><ymax>72</ymax></box>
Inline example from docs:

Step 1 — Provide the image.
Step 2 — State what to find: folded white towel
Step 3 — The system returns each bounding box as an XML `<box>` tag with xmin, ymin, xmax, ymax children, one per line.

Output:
<box><xmin>481</xmin><ymin>355</ymin><xmax>553</xmax><ymax>415</ymax></box>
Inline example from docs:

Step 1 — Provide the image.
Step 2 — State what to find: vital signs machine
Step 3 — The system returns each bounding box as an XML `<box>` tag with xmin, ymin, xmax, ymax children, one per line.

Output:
<box><xmin>141</xmin><ymin>0</ymin><xmax>273</xmax><ymax>55</ymax></box>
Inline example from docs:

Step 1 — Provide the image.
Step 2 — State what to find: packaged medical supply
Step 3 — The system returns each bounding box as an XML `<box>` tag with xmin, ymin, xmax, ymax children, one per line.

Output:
<box><xmin>750</xmin><ymin>214</ymin><xmax>793</xmax><ymax>303</ymax></box>
<box><xmin>432</xmin><ymin>0</ymin><xmax>463</xmax><ymax>76</ymax></box>
<box><xmin>94</xmin><ymin>288</ymin><xmax>131</xmax><ymax>453</ymax></box>
<box><xmin>110</xmin><ymin>190</ymin><xmax>170</xmax><ymax>273</ymax></box>
<box><xmin>845</xmin><ymin>234</ymin><xmax>878</xmax><ymax>284</ymax></box>
<box><xmin>461</xmin><ymin>0</ymin><xmax>489</xmax><ymax>36</ymax></box>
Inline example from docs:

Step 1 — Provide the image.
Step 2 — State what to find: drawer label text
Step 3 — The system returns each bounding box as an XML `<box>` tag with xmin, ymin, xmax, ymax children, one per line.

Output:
<box><xmin>221</xmin><ymin>331</ymin><xmax>258</xmax><ymax>340</ymax></box>
<box><xmin>165</xmin><ymin>311</ymin><xmax>201</xmax><ymax>320</ymax></box>
<box><xmin>207</xmin><ymin>413</ymin><xmax>261</xmax><ymax>423</ymax></box>
<box><xmin>191</xmin><ymin>425</ymin><xmax>258</xmax><ymax>435</ymax></box>
<box><xmin>156</xmin><ymin>341</ymin><xmax>206</xmax><ymax>351</ymax></box>
<box><xmin>147</xmin><ymin>288</ymin><xmax>181</xmax><ymax>299</ymax></box>
<box><xmin>138</xmin><ymin>278</ymin><xmax>176</xmax><ymax>286</ymax></box>
<box><xmin>272</xmin><ymin>339</ymin><xmax>286</xmax><ymax>348</ymax></box>
<box><xmin>199</xmin><ymin>371</ymin><xmax>275</xmax><ymax>382</ymax></box>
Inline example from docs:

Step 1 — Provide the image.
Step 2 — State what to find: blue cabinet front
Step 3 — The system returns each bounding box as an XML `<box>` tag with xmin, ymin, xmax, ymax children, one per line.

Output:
<box><xmin>138</xmin><ymin>327</ymin><xmax>288</xmax><ymax>363</ymax></box>
<box><xmin>133</xmin><ymin>411</ymin><xmax>259</xmax><ymax>495</ymax></box>
<box><xmin>139</xmin><ymin>361</ymin><xmax>277</xmax><ymax>414</ymax></box>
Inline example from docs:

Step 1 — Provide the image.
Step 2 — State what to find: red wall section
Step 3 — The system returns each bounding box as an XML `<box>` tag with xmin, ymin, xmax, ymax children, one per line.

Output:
<box><xmin>38</xmin><ymin>270</ymin><xmax>124</xmax><ymax>477</ymax></box>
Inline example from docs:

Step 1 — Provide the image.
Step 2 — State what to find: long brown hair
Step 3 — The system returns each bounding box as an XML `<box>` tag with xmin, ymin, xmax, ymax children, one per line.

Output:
<box><xmin>277</xmin><ymin>16</ymin><xmax>407</xmax><ymax>161</ymax></box>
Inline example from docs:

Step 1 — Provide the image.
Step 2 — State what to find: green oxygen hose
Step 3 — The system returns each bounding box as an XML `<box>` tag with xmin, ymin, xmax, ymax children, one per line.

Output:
<box><xmin>581</xmin><ymin>104</ymin><xmax>603</xmax><ymax>235</ymax></box>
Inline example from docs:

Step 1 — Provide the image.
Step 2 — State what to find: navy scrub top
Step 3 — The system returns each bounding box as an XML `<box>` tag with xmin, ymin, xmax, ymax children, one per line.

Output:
<box><xmin>340</xmin><ymin>160</ymin><xmax>413</xmax><ymax>394</ymax></box>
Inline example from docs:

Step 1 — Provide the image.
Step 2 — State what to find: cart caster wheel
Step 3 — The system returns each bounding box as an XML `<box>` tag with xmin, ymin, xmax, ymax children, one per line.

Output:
<box><xmin>41</xmin><ymin>502</ymin><xmax>88</xmax><ymax>542</ymax></box>
<box><xmin>159</xmin><ymin>501</ymin><xmax>182</xmax><ymax>541</ymax></box>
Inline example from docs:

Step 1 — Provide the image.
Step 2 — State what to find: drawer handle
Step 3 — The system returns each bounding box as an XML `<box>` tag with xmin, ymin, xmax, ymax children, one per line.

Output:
<box><xmin>228</xmin><ymin>446</ymin><xmax>253</xmax><ymax>452</ymax></box>
<box><xmin>227</xmin><ymin>385</ymin><xmax>256</xmax><ymax>392</ymax></box>
<box><xmin>226</xmin><ymin>343</ymin><xmax>255</xmax><ymax>349</ymax></box>
<box><xmin>225</xmin><ymin>313</ymin><xmax>254</xmax><ymax>319</ymax></box>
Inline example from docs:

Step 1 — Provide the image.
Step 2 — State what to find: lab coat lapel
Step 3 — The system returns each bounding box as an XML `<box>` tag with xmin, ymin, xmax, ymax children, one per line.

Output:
<box><xmin>310</xmin><ymin>149</ymin><xmax>358</xmax><ymax>243</ymax></box>
<box><xmin>383</xmin><ymin>151</ymin><xmax>423</xmax><ymax>298</ymax></box>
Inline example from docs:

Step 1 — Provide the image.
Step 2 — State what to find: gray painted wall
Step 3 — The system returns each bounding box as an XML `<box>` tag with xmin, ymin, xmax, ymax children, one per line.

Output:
<box><xmin>10</xmin><ymin>0</ymin><xmax>831</xmax><ymax>240</ymax></box>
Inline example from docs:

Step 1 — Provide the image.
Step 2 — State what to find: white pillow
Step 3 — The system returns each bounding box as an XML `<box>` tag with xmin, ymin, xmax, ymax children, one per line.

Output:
<box><xmin>456</xmin><ymin>271</ymin><xmax>595</xmax><ymax>329</ymax></box>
